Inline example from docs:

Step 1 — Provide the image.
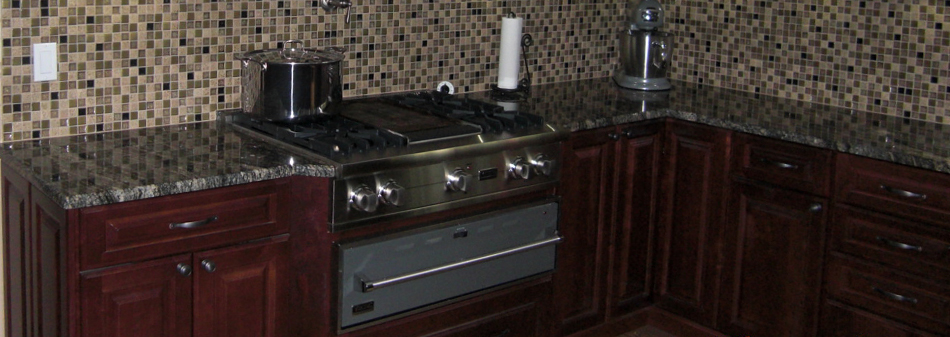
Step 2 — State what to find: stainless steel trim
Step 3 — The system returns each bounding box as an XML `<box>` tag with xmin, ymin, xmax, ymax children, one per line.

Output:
<box><xmin>359</xmin><ymin>235</ymin><xmax>562</xmax><ymax>293</ymax></box>
<box><xmin>332</xmin><ymin>182</ymin><xmax>558</xmax><ymax>232</ymax></box>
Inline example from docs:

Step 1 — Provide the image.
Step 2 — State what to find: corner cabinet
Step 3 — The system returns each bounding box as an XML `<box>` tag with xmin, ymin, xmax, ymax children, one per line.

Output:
<box><xmin>2</xmin><ymin>166</ymin><xmax>293</xmax><ymax>337</ymax></box>
<box><xmin>554</xmin><ymin>120</ymin><xmax>664</xmax><ymax>335</ymax></box>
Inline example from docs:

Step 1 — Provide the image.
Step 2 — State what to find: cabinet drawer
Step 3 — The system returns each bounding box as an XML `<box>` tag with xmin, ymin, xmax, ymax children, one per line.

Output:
<box><xmin>824</xmin><ymin>254</ymin><xmax>950</xmax><ymax>334</ymax></box>
<box><xmin>820</xmin><ymin>300</ymin><xmax>938</xmax><ymax>337</ymax></box>
<box><xmin>80</xmin><ymin>179</ymin><xmax>290</xmax><ymax>269</ymax></box>
<box><xmin>732</xmin><ymin>133</ymin><xmax>832</xmax><ymax>196</ymax></box>
<box><xmin>836</xmin><ymin>154</ymin><xmax>950</xmax><ymax>225</ymax></box>
<box><xmin>831</xmin><ymin>206</ymin><xmax>950</xmax><ymax>281</ymax></box>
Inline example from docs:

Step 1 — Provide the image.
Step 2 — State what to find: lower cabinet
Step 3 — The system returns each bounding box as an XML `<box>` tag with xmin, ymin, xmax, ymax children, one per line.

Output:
<box><xmin>718</xmin><ymin>180</ymin><xmax>825</xmax><ymax>337</ymax></box>
<box><xmin>2</xmin><ymin>173</ymin><xmax>294</xmax><ymax>337</ymax></box>
<box><xmin>79</xmin><ymin>236</ymin><xmax>290</xmax><ymax>337</ymax></box>
<box><xmin>554</xmin><ymin>120</ymin><xmax>663</xmax><ymax>335</ymax></box>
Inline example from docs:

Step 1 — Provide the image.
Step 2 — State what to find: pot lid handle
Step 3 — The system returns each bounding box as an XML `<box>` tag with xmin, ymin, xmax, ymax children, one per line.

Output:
<box><xmin>282</xmin><ymin>40</ymin><xmax>303</xmax><ymax>51</ymax></box>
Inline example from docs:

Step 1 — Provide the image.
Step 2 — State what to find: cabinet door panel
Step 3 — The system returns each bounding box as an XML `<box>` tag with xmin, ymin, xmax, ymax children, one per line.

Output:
<box><xmin>194</xmin><ymin>235</ymin><xmax>290</xmax><ymax>337</ymax></box>
<box><xmin>719</xmin><ymin>180</ymin><xmax>825</xmax><ymax>337</ymax></box>
<box><xmin>4</xmin><ymin>172</ymin><xmax>31</xmax><ymax>337</ymax></box>
<box><xmin>609</xmin><ymin>122</ymin><xmax>663</xmax><ymax>316</ymax></box>
<box><xmin>80</xmin><ymin>255</ymin><xmax>193</xmax><ymax>337</ymax></box>
<box><xmin>554</xmin><ymin>127</ymin><xmax>615</xmax><ymax>334</ymax></box>
<box><xmin>654</xmin><ymin>121</ymin><xmax>729</xmax><ymax>326</ymax></box>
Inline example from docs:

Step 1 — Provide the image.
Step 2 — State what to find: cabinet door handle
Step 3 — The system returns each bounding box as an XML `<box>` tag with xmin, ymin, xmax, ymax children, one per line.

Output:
<box><xmin>755</xmin><ymin>156</ymin><xmax>799</xmax><ymax>170</ymax></box>
<box><xmin>169</xmin><ymin>216</ymin><xmax>218</xmax><ymax>229</ymax></box>
<box><xmin>607</xmin><ymin>133</ymin><xmax>621</xmax><ymax>141</ymax></box>
<box><xmin>808</xmin><ymin>203</ymin><xmax>823</xmax><ymax>213</ymax></box>
<box><xmin>876</xmin><ymin>236</ymin><xmax>923</xmax><ymax>252</ymax></box>
<box><xmin>176</xmin><ymin>263</ymin><xmax>192</xmax><ymax>276</ymax></box>
<box><xmin>872</xmin><ymin>286</ymin><xmax>918</xmax><ymax>304</ymax></box>
<box><xmin>879</xmin><ymin>184</ymin><xmax>927</xmax><ymax>200</ymax></box>
<box><xmin>200</xmin><ymin>259</ymin><xmax>217</xmax><ymax>273</ymax></box>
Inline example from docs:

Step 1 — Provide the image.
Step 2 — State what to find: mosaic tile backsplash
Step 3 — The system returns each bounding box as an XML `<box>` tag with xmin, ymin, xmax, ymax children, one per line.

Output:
<box><xmin>2</xmin><ymin>0</ymin><xmax>949</xmax><ymax>141</ymax></box>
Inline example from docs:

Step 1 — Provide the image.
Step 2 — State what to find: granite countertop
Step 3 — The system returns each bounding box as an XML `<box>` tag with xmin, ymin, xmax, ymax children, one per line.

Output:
<box><xmin>3</xmin><ymin>77</ymin><xmax>949</xmax><ymax>209</ymax></box>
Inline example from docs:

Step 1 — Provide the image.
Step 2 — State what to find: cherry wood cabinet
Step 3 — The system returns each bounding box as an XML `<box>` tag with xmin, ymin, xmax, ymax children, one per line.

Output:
<box><xmin>554</xmin><ymin>120</ymin><xmax>664</xmax><ymax>335</ymax></box>
<box><xmin>3</xmin><ymin>168</ymin><xmax>293</xmax><ymax>337</ymax></box>
<box><xmin>79</xmin><ymin>236</ymin><xmax>290</xmax><ymax>337</ymax></box>
<box><xmin>652</xmin><ymin>120</ymin><xmax>730</xmax><ymax>327</ymax></box>
<box><xmin>716</xmin><ymin>133</ymin><xmax>832</xmax><ymax>337</ymax></box>
<box><xmin>826</xmin><ymin>154</ymin><xmax>950</xmax><ymax>336</ymax></box>
<box><xmin>718</xmin><ymin>179</ymin><xmax>826</xmax><ymax>337</ymax></box>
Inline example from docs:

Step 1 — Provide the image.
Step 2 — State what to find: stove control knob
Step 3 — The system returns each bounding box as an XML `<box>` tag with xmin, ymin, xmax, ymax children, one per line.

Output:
<box><xmin>349</xmin><ymin>185</ymin><xmax>379</xmax><ymax>213</ymax></box>
<box><xmin>508</xmin><ymin>157</ymin><xmax>532</xmax><ymax>180</ymax></box>
<box><xmin>378</xmin><ymin>181</ymin><xmax>406</xmax><ymax>206</ymax></box>
<box><xmin>446</xmin><ymin>169</ymin><xmax>472</xmax><ymax>192</ymax></box>
<box><xmin>532</xmin><ymin>154</ymin><xmax>555</xmax><ymax>176</ymax></box>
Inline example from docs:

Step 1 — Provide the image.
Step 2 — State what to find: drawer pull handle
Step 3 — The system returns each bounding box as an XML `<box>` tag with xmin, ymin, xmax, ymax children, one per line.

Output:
<box><xmin>876</xmin><ymin>236</ymin><xmax>923</xmax><ymax>252</ymax></box>
<box><xmin>756</xmin><ymin>157</ymin><xmax>799</xmax><ymax>170</ymax></box>
<box><xmin>872</xmin><ymin>286</ymin><xmax>918</xmax><ymax>304</ymax></box>
<box><xmin>360</xmin><ymin>235</ymin><xmax>562</xmax><ymax>293</ymax></box>
<box><xmin>169</xmin><ymin>216</ymin><xmax>218</xmax><ymax>229</ymax></box>
<box><xmin>879</xmin><ymin>184</ymin><xmax>927</xmax><ymax>200</ymax></box>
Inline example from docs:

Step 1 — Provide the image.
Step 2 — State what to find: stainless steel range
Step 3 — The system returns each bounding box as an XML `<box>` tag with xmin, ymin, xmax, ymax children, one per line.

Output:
<box><xmin>230</xmin><ymin>91</ymin><xmax>566</xmax><ymax>232</ymax></box>
<box><xmin>229</xmin><ymin>90</ymin><xmax>566</xmax><ymax>331</ymax></box>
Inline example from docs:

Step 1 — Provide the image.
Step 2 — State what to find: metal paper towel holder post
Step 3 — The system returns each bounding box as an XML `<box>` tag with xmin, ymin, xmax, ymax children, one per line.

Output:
<box><xmin>491</xmin><ymin>13</ymin><xmax>533</xmax><ymax>102</ymax></box>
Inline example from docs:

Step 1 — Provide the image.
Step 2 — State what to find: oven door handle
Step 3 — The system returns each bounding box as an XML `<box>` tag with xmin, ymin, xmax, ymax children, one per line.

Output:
<box><xmin>360</xmin><ymin>235</ymin><xmax>563</xmax><ymax>293</ymax></box>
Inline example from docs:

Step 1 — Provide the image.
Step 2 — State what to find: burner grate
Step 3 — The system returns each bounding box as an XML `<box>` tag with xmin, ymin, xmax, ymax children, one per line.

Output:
<box><xmin>387</xmin><ymin>91</ymin><xmax>544</xmax><ymax>133</ymax></box>
<box><xmin>232</xmin><ymin>114</ymin><xmax>407</xmax><ymax>157</ymax></box>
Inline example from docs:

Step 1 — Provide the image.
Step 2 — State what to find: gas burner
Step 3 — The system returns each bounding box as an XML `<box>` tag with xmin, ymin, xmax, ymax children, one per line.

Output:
<box><xmin>386</xmin><ymin>91</ymin><xmax>544</xmax><ymax>133</ymax></box>
<box><xmin>232</xmin><ymin>114</ymin><xmax>407</xmax><ymax>157</ymax></box>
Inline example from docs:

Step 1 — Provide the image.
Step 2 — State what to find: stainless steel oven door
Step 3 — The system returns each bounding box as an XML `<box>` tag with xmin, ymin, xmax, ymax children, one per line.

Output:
<box><xmin>337</xmin><ymin>200</ymin><xmax>560</xmax><ymax>330</ymax></box>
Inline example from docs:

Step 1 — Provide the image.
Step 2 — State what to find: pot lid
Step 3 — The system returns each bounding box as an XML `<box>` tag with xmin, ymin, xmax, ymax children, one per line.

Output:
<box><xmin>238</xmin><ymin>40</ymin><xmax>345</xmax><ymax>65</ymax></box>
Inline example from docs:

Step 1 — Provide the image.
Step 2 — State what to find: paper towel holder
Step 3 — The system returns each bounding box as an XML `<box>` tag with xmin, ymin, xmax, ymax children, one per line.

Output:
<box><xmin>491</xmin><ymin>17</ymin><xmax>533</xmax><ymax>102</ymax></box>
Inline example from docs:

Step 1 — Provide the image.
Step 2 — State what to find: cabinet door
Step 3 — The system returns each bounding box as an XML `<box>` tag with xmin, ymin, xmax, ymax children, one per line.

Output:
<box><xmin>80</xmin><ymin>255</ymin><xmax>193</xmax><ymax>337</ymax></box>
<box><xmin>193</xmin><ymin>235</ymin><xmax>290</xmax><ymax>337</ymax></box>
<box><xmin>608</xmin><ymin>122</ymin><xmax>663</xmax><ymax>316</ymax></box>
<box><xmin>718</xmin><ymin>180</ymin><xmax>825</xmax><ymax>337</ymax></box>
<box><xmin>654</xmin><ymin>121</ymin><xmax>729</xmax><ymax>327</ymax></box>
<box><xmin>554</xmin><ymin>127</ymin><xmax>616</xmax><ymax>335</ymax></box>
<box><xmin>4</xmin><ymin>172</ymin><xmax>71</xmax><ymax>337</ymax></box>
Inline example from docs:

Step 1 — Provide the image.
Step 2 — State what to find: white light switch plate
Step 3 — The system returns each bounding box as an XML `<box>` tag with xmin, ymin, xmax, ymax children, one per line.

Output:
<box><xmin>32</xmin><ymin>43</ymin><xmax>58</xmax><ymax>82</ymax></box>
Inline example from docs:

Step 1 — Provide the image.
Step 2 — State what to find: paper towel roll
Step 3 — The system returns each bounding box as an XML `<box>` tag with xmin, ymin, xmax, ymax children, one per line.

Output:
<box><xmin>497</xmin><ymin>15</ymin><xmax>523</xmax><ymax>89</ymax></box>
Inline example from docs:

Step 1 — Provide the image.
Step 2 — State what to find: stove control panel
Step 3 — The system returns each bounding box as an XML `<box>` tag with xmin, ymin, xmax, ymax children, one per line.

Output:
<box><xmin>332</xmin><ymin>141</ymin><xmax>563</xmax><ymax>231</ymax></box>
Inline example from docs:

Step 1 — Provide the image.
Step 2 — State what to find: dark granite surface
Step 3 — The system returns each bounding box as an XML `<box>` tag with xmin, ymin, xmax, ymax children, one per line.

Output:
<box><xmin>3</xmin><ymin>77</ymin><xmax>949</xmax><ymax>209</ymax></box>
<box><xmin>0</xmin><ymin>121</ymin><xmax>335</xmax><ymax>209</ymax></box>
